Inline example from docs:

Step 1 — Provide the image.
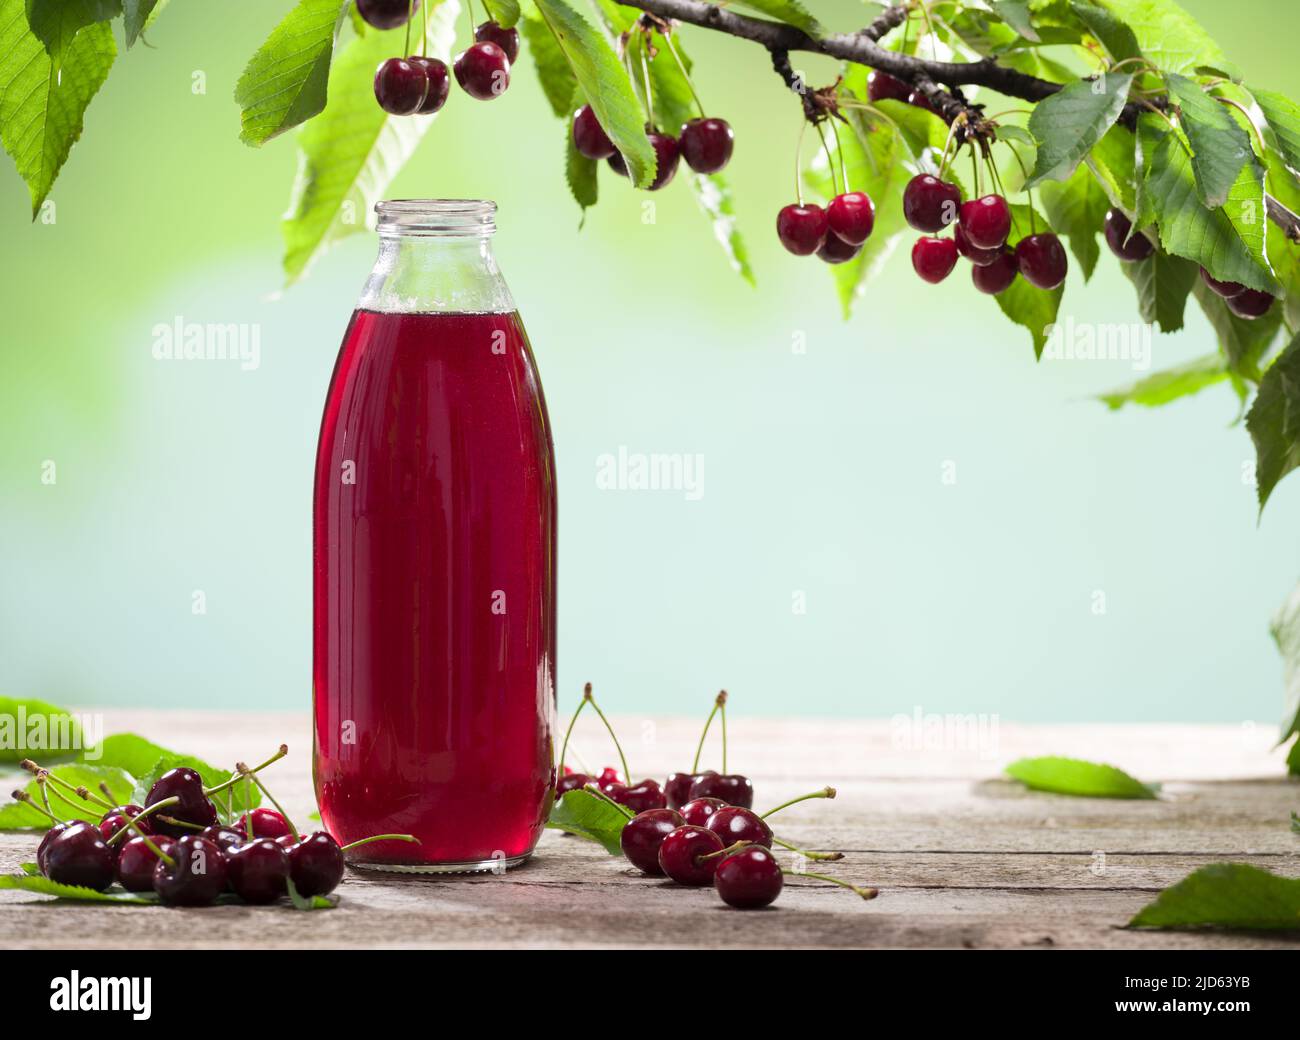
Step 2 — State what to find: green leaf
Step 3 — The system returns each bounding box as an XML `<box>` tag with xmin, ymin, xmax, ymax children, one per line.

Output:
<box><xmin>123</xmin><ymin>0</ymin><xmax>164</xmax><ymax>47</ymax></box>
<box><xmin>1038</xmin><ymin>163</ymin><xmax>1110</xmax><ymax>281</ymax></box>
<box><xmin>532</xmin><ymin>0</ymin><xmax>654</xmax><ymax>188</ymax></box>
<box><xmin>481</xmin><ymin>0</ymin><xmax>520</xmax><ymax>28</ymax></box>
<box><xmin>1246</xmin><ymin>330</ymin><xmax>1300</xmax><ymax>511</ymax></box>
<box><xmin>689</xmin><ymin>171</ymin><xmax>755</xmax><ymax>287</ymax></box>
<box><xmin>1070</xmin><ymin>0</ymin><xmax>1139</xmax><ymax>63</ymax></box>
<box><xmin>286</xmin><ymin>876</ymin><xmax>337</xmax><ymax>910</ymax></box>
<box><xmin>729</xmin><ymin>0</ymin><xmax>819</xmax><ymax>34</ymax></box>
<box><xmin>989</xmin><ymin>0</ymin><xmax>1038</xmax><ymax>41</ymax></box>
<box><xmin>84</xmin><ymin>732</ymin><xmax>256</xmax><ymax>817</ymax></box>
<box><xmin>1119</xmin><ymin>249</ymin><xmax>1198</xmax><ymax>332</ymax></box>
<box><xmin>235</xmin><ymin>0</ymin><xmax>344</xmax><ymax>147</ymax></box>
<box><xmin>1289</xmin><ymin>742</ymin><xmax>1300</xmax><ymax>778</ymax></box>
<box><xmin>521</xmin><ymin>6</ymin><xmax>575</xmax><ymax>117</ymax></box>
<box><xmin>1094</xmin><ymin>0</ymin><xmax>1228</xmax><ymax>75</ymax></box>
<box><xmin>992</xmin><ymin>202</ymin><xmax>1063</xmax><ymax>358</ymax></box>
<box><xmin>873</xmin><ymin>98</ymin><xmax>948</xmax><ymax>160</ymax></box>
<box><xmin>0</xmin><ymin>763</ymin><xmax>135</xmax><ymax>829</ymax></box>
<box><xmin>1085</xmin><ymin>123</ymin><xmax>1138</xmax><ymax>212</ymax></box>
<box><xmin>0</xmin><ymin>873</ymin><xmax>157</xmax><ymax>903</ymax></box>
<box><xmin>1253</xmin><ymin>88</ymin><xmax>1300</xmax><ymax>173</ymax></box>
<box><xmin>0</xmin><ymin>1</ymin><xmax>115</xmax><ymax>217</ymax></box>
<box><xmin>1195</xmin><ymin>279</ymin><xmax>1281</xmax><ymax>382</ymax></box>
<box><xmin>1164</xmin><ymin>73</ymin><xmax>1251</xmax><ymax>209</ymax></box>
<box><xmin>1270</xmin><ymin>579</ymin><xmax>1300</xmax><ymax>749</ymax></box>
<box><xmin>1263</xmin><ymin>146</ymin><xmax>1300</xmax><ymax>335</ymax></box>
<box><xmin>564</xmin><ymin>105</ymin><xmax>597</xmax><ymax>213</ymax></box>
<box><xmin>129</xmin><ymin>753</ymin><xmax>260</xmax><ymax>823</ymax></box>
<box><xmin>545</xmin><ymin>788</ymin><xmax>628</xmax><ymax>855</ymax></box>
<box><xmin>1098</xmin><ymin>354</ymin><xmax>1227</xmax><ymax>410</ymax></box>
<box><xmin>1006</xmin><ymin>756</ymin><xmax>1158</xmax><ymax>798</ymax></box>
<box><xmin>1129</xmin><ymin>864</ymin><xmax>1300</xmax><ymax>930</ymax></box>
<box><xmin>281</xmin><ymin>0</ymin><xmax>458</xmax><ymax>284</ymax></box>
<box><xmin>23</xmin><ymin>0</ymin><xmax>120</xmax><ymax>64</ymax></box>
<box><xmin>0</xmin><ymin>697</ymin><xmax>84</xmax><ymax>762</ymax></box>
<box><xmin>1026</xmin><ymin>72</ymin><xmax>1133</xmax><ymax>187</ymax></box>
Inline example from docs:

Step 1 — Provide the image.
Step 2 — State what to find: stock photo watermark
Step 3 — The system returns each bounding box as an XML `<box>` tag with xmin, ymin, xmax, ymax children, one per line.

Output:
<box><xmin>890</xmin><ymin>706</ymin><xmax>1001</xmax><ymax>761</ymax></box>
<box><xmin>595</xmin><ymin>446</ymin><xmax>705</xmax><ymax>501</ymax></box>
<box><xmin>0</xmin><ymin>707</ymin><xmax>103</xmax><ymax>760</ymax></box>
<box><xmin>152</xmin><ymin>316</ymin><xmax>261</xmax><ymax>371</ymax></box>
<box><xmin>1040</xmin><ymin>315</ymin><xmax>1153</xmax><ymax>371</ymax></box>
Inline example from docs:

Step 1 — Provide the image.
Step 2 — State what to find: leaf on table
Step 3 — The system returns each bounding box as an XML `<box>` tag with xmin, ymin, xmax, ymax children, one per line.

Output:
<box><xmin>281</xmin><ymin>0</ymin><xmax>458</xmax><ymax>285</ymax></box>
<box><xmin>1129</xmin><ymin>863</ymin><xmax>1300</xmax><ymax>930</ymax></box>
<box><xmin>1005</xmin><ymin>756</ymin><xmax>1158</xmax><ymax>798</ymax></box>
<box><xmin>0</xmin><ymin>697</ymin><xmax>84</xmax><ymax>762</ymax></box>
<box><xmin>1253</xmin><ymin>88</ymin><xmax>1300</xmax><ymax>173</ymax></box>
<box><xmin>1026</xmin><ymin>72</ymin><xmax>1133</xmax><ymax>187</ymax></box>
<box><xmin>286</xmin><ymin>877</ymin><xmax>337</xmax><ymax>910</ymax></box>
<box><xmin>481</xmin><ymin>0</ymin><xmax>520</xmax><ymax>28</ymax></box>
<box><xmin>521</xmin><ymin>5</ymin><xmax>576</xmax><ymax>118</ymax></box>
<box><xmin>0</xmin><ymin>874</ymin><xmax>157</xmax><ymax>903</ymax></box>
<box><xmin>1247</xmin><ymin>330</ymin><xmax>1300</xmax><ymax>512</ymax></box>
<box><xmin>1097</xmin><ymin>354</ymin><xmax>1226</xmax><ymax>410</ymax></box>
<box><xmin>1118</xmin><ymin>249</ymin><xmax>1198</xmax><ymax>332</ymax></box>
<box><xmin>1093</xmin><ymin>0</ymin><xmax>1229</xmax><ymax>75</ymax></box>
<box><xmin>0</xmin><ymin>764</ymin><xmax>135</xmax><ymax>829</ymax></box>
<box><xmin>545</xmin><ymin>788</ymin><xmax>628</xmax><ymax>855</ymax></box>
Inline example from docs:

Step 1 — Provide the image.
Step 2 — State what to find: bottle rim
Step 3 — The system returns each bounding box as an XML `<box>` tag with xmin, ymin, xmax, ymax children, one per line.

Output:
<box><xmin>375</xmin><ymin>199</ymin><xmax>496</xmax><ymax>236</ymax></box>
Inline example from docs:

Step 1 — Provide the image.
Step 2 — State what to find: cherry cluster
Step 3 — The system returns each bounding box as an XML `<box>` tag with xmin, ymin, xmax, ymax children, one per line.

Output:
<box><xmin>365</xmin><ymin>0</ymin><xmax>519</xmax><ymax>115</ymax></box>
<box><xmin>571</xmin><ymin>108</ymin><xmax>735</xmax><ymax>193</ymax></box>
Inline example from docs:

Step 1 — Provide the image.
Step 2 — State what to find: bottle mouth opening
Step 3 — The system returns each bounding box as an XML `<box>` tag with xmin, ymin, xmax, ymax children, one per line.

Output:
<box><xmin>375</xmin><ymin>199</ymin><xmax>496</xmax><ymax>237</ymax></box>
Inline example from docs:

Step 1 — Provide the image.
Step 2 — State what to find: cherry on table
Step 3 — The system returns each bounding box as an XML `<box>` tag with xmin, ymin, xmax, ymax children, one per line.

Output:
<box><xmin>955</xmin><ymin>223</ymin><xmax>1001</xmax><ymax>266</ymax></box>
<box><xmin>117</xmin><ymin>834</ymin><xmax>177</xmax><ymax>892</ymax></box>
<box><xmin>666</xmin><ymin>770</ymin><xmax>713</xmax><ymax>809</ymax></box>
<box><xmin>959</xmin><ymin>195</ymin><xmax>1012</xmax><ymax>250</ymax></box>
<box><xmin>144</xmin><ymin>766</ymin><xmax>219</xmax><ymax>839</ymax></box>
<box><xmin>573</xmin><ymin>105</ymin><xmax>615</xmax><ymax>160</ymax></box>
<box><xmin>971</xmin><ymin>249</ymin><xmax>1019</xmax><ymax>295</ymax></box>
<box><xmin>776</xmin><ymin>204</ymin><xmax>828</xmax><ymax>256</ymax></box>
<box><xmin>620</xmin><ymin>808</ymin><xmax>684</xmax><ymax>875</ymax></box>
<box><xmin>43</xmin><ymin>821</ymin><xmax>116</xmax><ymax>891</ymax></box>
<box><xmin>658</xmin><ymin>825</ymin><xmax>724</xmax><ymax>885</ymax></box>
<box><xmin>474</xmin><ymin>20</ymin><xmax>520</xmax><ymax>63</ymax></box>
<box><xmin>289</xmin><ymin>832</ymin><xmax>346</xmax><ymax>896</ymax></box>
<box><xmin>679</xmin><ymin>796</ymin><xmax>725</xmax><ymax>828</ymax></box>
<box><xmin>1015</xmin><ymin>233</ymin><xmax>1068</xmax><ymax>290</ymax></box>
<box><xmin>200</xmin><ymin>825</ymin><xmax>248</xmax><ymax>853</ymax></box>
<box><xmin>688</xmin><ymin>772</ymin><xmax>754</xmax><ymax>808</ymax></box>
<box><xmin>356</xmin><ymin>0</ymin><xmax>419</xmax><ymax>30</ymax></box>
<box><xmin>36</xmin><ymin>822</ymin><xmax>67</xmax><ymax>873</ymax></box>
<box><xmin>903</xmin><ymin>174</ymin><xmax>961</xmax><ymax>233</ymax></box>
<box><xmin>555</xmin><ymin>772</ymin><xmax>591</xmax><ymax>799</ymax></box>
<box><xmin>1226</xmin><ymin>288</ymin><xmax>1275</xmax><ymax>319</ymax></box>
<box><xmin>707</xmin><ymin>806</ymin><xmax>773</xmax><ymax>848</ymax></box>
<box><xmin>680</xmin><ymin>117</ymin><xmax>734</xmax><ymax>174</ymax></box>
<box><xmin>454</xmin><ymin>41</ymin><xmax>510</xmax><ymax>101</ymax></box>
<box><xmin>911</xmin><ymin>236</ymin><xmax>959</xmax><ymax>284</ymax></box>
<box><xmin>153</xmin><ymin>835</ymin><xmax>228</xmax><ymax>906</ymax></box>
<box><xmin>1199</xmin><ymin>267</ymin><xmax>1246</xmax><ymax>299</ymax></box>
<box><xmin>817</xmin><ymin>231</ymin><xmax>862</xmax><ymax>265</ymax></box>
<box><xmin>98</xmin><ymin>804</ymin><xmax>148</xmax><ymax>850</ymax></box>
<box><xmin>234</xmin><ymin>807</ymin><xmax>295</xmax><ymax>841</ymax></box>
<box><xmin>409</xmin><ymin>56</ymin><xmax>450</xmax><ymax>114</ymax></box>
<box><xmin>827</xmin><ymin>191</ymin><xmax>875</xmax><ymax>246</ymax></box>
<box><xmin>228</xmin><ymin>838</ymin><xmax>290</xmax><ymax>904</ymax></box>
<box><xmin>867</xmin><ymin>69</ymin><xmax>910</xmax><ymax>103</ymax></box>
<box><xmin>714</xmin><ymin>845</ymin><xmax>783</xmax><ymax>909</ymax></box>
<box><xmin>607</xmin><ymin>778</ymin><xmax>668</xmax><ymax>813</ymax></box>
<box><xmin>1104</xmin><ymin>208</ymin><xmax>1153</xmax><ymax>262</ymax></box>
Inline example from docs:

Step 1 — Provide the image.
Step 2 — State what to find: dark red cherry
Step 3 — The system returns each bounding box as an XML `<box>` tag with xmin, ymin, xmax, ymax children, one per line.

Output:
<box><xmin>1015</xmin><ymin>233</ymin><xmax>1068</xmax><ymax>290</ymax></box>
<box><xmin>607</xmin><ymin>152</ymin><xmax>628</xmax><ymax>177</ymax></box>
<box><xmin>706</xmin><ymin>805</ymin><xmax>773</xmax><ymax>848</ymax></box>
<box><xmin>36</xmin><ymin>822</ymin><xmax>67</xmax><ymax>873</ymax></box>
<box><xmin>687</xmin><ymin>773</ymin><xmax>754</xmax><ymax>808</ymax></box>
<box><xmin>867</xmin><ymin>69</ymin><xmax>911</xmax><ymax>103</ymax></box>
<box><xmin>679</xmin><ymin>117</ymin><xmax>734</xmax><ymax>174</ymax></box>
<box><xmin>116</xmin><ymin>834</ymin><xmax>177</xmax><ymax>892</ymax></box>
<box><xmin>620</xmin><ymin>808</ymin><xmax>684</xmax><ymax>875</ymax></box>
<box><xmin>959</xmin><ymin>195</ymin><xmax>1012</xmax><ymax>249</ymax></box>
<box><xmin>903</xmin><ymin>174</ymin><xmax>961</xmax><ymax>233</ymax></box>
<box><xmin>374</xmin><ymin>57</ymin><xmax>430</xmax><ymax>116</ymax></box>
<box><xmin>356</xmin><ymin>0</ymin><xmax>420</xmax><ymax>30</ymax></box>
<box><xmin>776</xmin><ymin>204</ymin><xmax>828</xmax><ymax>256</ymax></box>
<box><xmin>646</xmin><ymin>131</ymin><xmax>680</xmax><ymax>190</ymax></box>
<box><xmin>1226</xmin><ymin>287</ymin><xmax>1275</xmax><ymax>319</ymax></box>
<box><xmin>474</xmin><ymin>20</ymin><xmax>520</xmax><ymax>63</ymax></box>
<box><xmin>153</xmin><ymin>835</ymin><xmax>228</xmax><ymax>906</ymax></box>
<box><xmin>454</xmin><ymin>41</ymin><xmax>510</xmax><ymax>101</ymax></box>
<box><xmin>911</xmin><ymin>236</ymin><xmax>958</xmax><ymax>284</ymax></box>
<box><xmin>98</xmin><ymin>805</ymin><xmax>148</xmax><ymax>850</ymax></box>
<box><xmin>607</xmin><ymin>778</ymin><xmax>668</xmax><ymax>813</ymax></box>
<box><xmin>826</xmin><ymin>191</ymin><xmax>875</xmax><ymax>246</ymax></box>
<box><xmin>679</xmin><ymin>796</ymin><xmax>726</xmax><ymax>828</ymax></box>
<box><xmin>971</xmin><ymin>248</ymin><xmax>1019</xmax><ymax>294</ymax></box>
<box><xmin>816</xmin><ymin>231</ymin><xmax>862</xmax><ymax>264</ymax></box>
<box><xmin>199</xmin><ymin>825</ymin><xmax>247</xmax><ymax>853</ymax></box>
<box><xmin>908</xmin><ymin>90</ymin><xmax>937</xmax><ymax>114</ymax></box>
<box><xmin>234</xmin><ymin>808</ymin><xmax>294</xmax><ymax>841</ymax></box>
<box><xmin>666</xmin><ymin>771</ymin><xmax>713</xmax><ymax>809</ymax></box>
<box><xmin>1200</xmin><ymin>267</ymin><xmax>1246</xmax><ymax>298</ymax></box>
<box><xmin>144</xmin><ymin>766</ymin><xmax>218</xmax><ymax>839</ymax></box>
<box><xmin>658</xmin><ymin>825</ymin><xmax>725</xmax><ymax>885</ymax></box>
<box><xmin>43</xmin><ymin>821</ymin><xmax>115</xmax><ymax>890</ymax></box>
<box><xmin>289</xmin><ymin>832</ymin><xmax>346</xmax><ymax>896</ymax></box>
<box><xmin>227</xmin><ymin>838</ymin><xmax>290</xmax><ymax>904</ymax></box>
<box><xmin>555</xmin><ymin>772</ymin><xmax>591</xmax><ymax>799</ymax></box>
<box><xmin>714</xmin><ymin>845</ymin><xmax>783</xmax><ymax>909</ymax></box>
<box><xmin>596</xmin><ymin>766</ymin><xmax>622</xmax><ymax>786</ymax></box>
<box><xmin>409</xmin><ymin>56</ymin><xmax>450</xmax><ymax>114</ymax></box>
<box><xmin>573</xmin><ymin>105</ymin><xmax>615</xmax><ymax>160</ymax></box>
<box><xmin>954</xmin><ymin>222</ymin><xmax>1002</xmax><ymax>266</ymax></box>
<box><xmin>1104</xmin><ymin>208</ymin><xmax>1153</xmax><ymax>261</ymax></box>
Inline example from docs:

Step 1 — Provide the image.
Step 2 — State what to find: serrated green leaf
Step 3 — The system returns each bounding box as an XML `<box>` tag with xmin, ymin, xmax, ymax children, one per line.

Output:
<box><xmin>0</xmin><ymin>2</ymin><xmax>115</xmax><ymax>217</ymax></box>
<box><xmin>873</xmin><ymin>97</ymin><xmax>948</xmax><ymax>161</ymax></box>
<box><xmin>690</xmin><ymin>171</ymin><xmax>755</xmax><ymax>287</ymax></box>
<box><xmin>0</xmin><ymin>764</ymin><xmax>135</xmax><ymax>829</ymax></box>
<box><xmin>0</xmin><ymin>697</ymin><xmax>83</xmax><ymax>762</ymax></box>
<box><xmin>989</xmin><ymin>0</ymin><xmax>1038</xmax><ymax>41</ymax></box>
<box><xmin>481</xmin><ymin>0</ymin><xmax>520</xmax><ymax>28</ymax></box>
<box><xmin>1098</xmin><ymin>353</ymin><xmax>1226</xmax><ymax>410</ymax></box>
<box><xmin>1027</xmin><ymin>72</ymin><xmax>1133</xmax><ymax>187</ymax></box>
<box><xmin>1246</xmin><ymin>329</ymin><xmax>1300</xmax><ymax>511</ymax></box>
<box><xmin>286</xmin><ymin>876</ymin><xmax>337</xmax><ymax>909</ymax></box>
<box><xmin>1006</xmin><ymin>756</ymin><xmax>1157</xmax><ymax>798</ymax></box>
<box><xmin>992</xmin><ymin>202</ymin><xmax>1064</xmax><ymax>357</ymax></box>
<box><xmin>521</xmin><ymin>6</ymin><xmax>575</xmax><ymax>117</ymax></box>
<box><xmin>24</xmin><ymin>0</ymin><xmax>119</xmax><ymax>64</ymax></box>
<box><xmin>564</xmin><ymin>105</ymin><xmax>597</xmax><ymax>213</ymax></box>
<box><xmin>85</xmin><ymin>733</ymin><xmax>258</xmax><ymax>821</ymax></box>
<box><xmin>1119</xmin><ymin>250</ymin><xmax>1198</xmax><ymax>332</ymax></box>
<box><xmin>1094</xmin><ymin>0</ymin><xmax>1227</xmax><ymax>75</ymax></box>
<box><xmin>545</xmin><ymin>788</ymin><xmax>628</xmax><ymax>855</ymax></box>
<box><xmin>1194</xmin><ymin>279</ymin><xmax>1281</xmax><ymax>382</ymax></box>
<box><xmin>123</xmin><ymin>0</ymin><xmax>165</xmax><ymax>47</ymax></box>
<box><xmin>533</xmin><ymin>0</ymin><xmax>654</xmax><ymax>188</ymax></box>
<box><xmin>1270</xmin><ymin>579</ymin><xmax>1300</xmax><ymax>747</ymax></box>
<box><xmin>281</xmin><ymin>0</ymin><xmax>458</xmax><ymax>284</ymax></box>
<box><xmin>1085</xmin><ymin>123</ymin><xmax>1138</xmax><ymax>211</ymax></box>
<box><xmin>1253</xmin><ymin>88</ymin><xmax>1300</xmax><ymax>173</ymax></box>
<box><xmin>729</xmin><ymin>0</ymin><xmax>819</xmax><ymax>34</ymax></box>
<box><xmin>1038</xmin><ymin>162</ymin><xmax>1110</xmax><ymax>281</ymax></box>
<box><xmin>0</xmin><ymin>873</ymin><xmax>157</xmax><ymax>903</ymax></box>
<box><xmin>996</xmin><ymin>124</ymin><xmax>1035</xmax><ymax>147</ymax></box>
<box><xmin>1070</xmin><ymin>0</ymin><xmax>1139</xmax><ymax>63</ymax></box>
<box><xmin>1262</xmin><ymin>147</ymin><xmax>1300</xmax><ymax>335</ymax></box>
<box><xmin>236</xmin><ymin>0</ymin><xmax>343</xmax><ymax>147</ymax></box>
<box><xmin>1129</xmin><ymin>864</ymin><xmax>1300</xmax><ymax>930</ymax></box>
<box><xmin>1164</xmin><ymin>73</ymin><xmax>1251</xmax><ymax>209</ymax></box>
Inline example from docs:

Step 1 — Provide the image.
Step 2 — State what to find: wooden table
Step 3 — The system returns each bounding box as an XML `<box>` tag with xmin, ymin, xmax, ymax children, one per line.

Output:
<box><xmin>3</xmin><ymin>710</ymin><xmax>1298</xmax><ymax>948</ymax></box>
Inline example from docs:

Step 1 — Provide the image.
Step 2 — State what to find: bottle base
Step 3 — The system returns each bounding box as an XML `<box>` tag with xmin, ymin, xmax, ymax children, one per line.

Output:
<box><xmin>347</xmin><ymin>852</ymin><xmax>533</xmax><ymax>875</ymax></box>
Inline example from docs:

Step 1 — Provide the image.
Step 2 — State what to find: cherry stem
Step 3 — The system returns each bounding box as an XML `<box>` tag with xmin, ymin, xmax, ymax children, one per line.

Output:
<box><xmin>20</xmin><ymin>763</ymin><xmax>111</xmax><ymax>811</ymax></box>
<box><xmin>814</xmin><ymin>120</ymin><xmax>839</xmax><ymax>196</ymax></box>
<box><xmin>786</xmin><ymin>869</ymin><xmax>878</xmax><ymax>900</ymax></box>
<box><xmin>1216</xmin><ymin>96</ymin><xmax>1267</xmax><ymax>154</ymax></box>
<box><xmin>829</xmin><ymin>117</ymin><xmax>849</xmax><ymax>193</ymax></box>
<box><xmin>118</xmin><ymin>815</ymin><xmax>175</xmax><ymax>866</ymax></box>
<box><xmin>238</xmin><ymin>762</ymin><xmax>298</xmax><ymax>839</ymax></box>
<box><xmin>75</xmin><ymin>786</ymin><xmax>114</xmax><ymax>810</ymax></box>
<box><xmin>663</xmin><ymin>31</ymin><xmax>705</xmax><ymax>117</ymax></box>
<box><xmin>36</xmin><ymin>778</ymin><xmax>53</xmax><ymax>817</ymax></box>
<box><xmin>97</xmin><ymin>782</ymin><xmax>115</xmax><ymax>805</ymax></box>
<box><xmin>557</xmin><ymin>690</ymin><xmax>589</xmax><ymax>776</ymax></box>
<box><xmin>794</xmin><ymin>118</ymin><xmax>808</xmax><ymax>205</ymax></box>
<box><xmin>759</xmin><ymin>787</ymin><xmax>836</xmax><ymax>820</ymax></box>
<box><xmin>699</xmin><ymin>839</ymin><xmax>753</xmax><ymax>862</ymax></box>
<box><xmin>10</xmin><ymin>790</ymin><xmax>58</xmax><ymax>824</ymax></box>
<box><xmin>405</xmin><ymin>0</ymin><xmax>414</xmax><ymax>55</ymax></box>
<box><xmin>720</xmin><ymin>695</ymin><xmax>728</xmax><ymax>775</ymax></box>
<box><xmin>205</xmin><ymin>745</ymin><xmax>287</xmax><ymax>796</ymax></box>
<box><xmin>107</xmin><ymin>796</ymin><xmax>180</xmax><ymax>842</ymax></box>
<box><xmin>340</xmin><ymin>833</ymin><xmax>421</xmax><ymax>851</ymax></box>
<box><xmin>155</xmin><ymin>814</ymin><xmax>204</xmax><ymax>832</ymax></box>
<box><xmin>244</xmin><ymin>775</ymin><xmax>254</xmax><ymax>841</ymax></box>
<box><xmin>690</xmin><ymin>690</ymin><xmax>726</xmax><ymax>773</ymax></box>
<box><xmin>638</xmin><ymin>39</ymin><xmax>656</xmax><ymax>128</ymax></box>
<box><xmin>583</xmin><ymin>683</ymin><xmax>630</xmax><ymax>783</ymax></box>
<box><xmin>772</xmin><ymin>835</ymin><xmax>845</xmax><ymax>862</ymax></box>
<box><xmin>581</xmin><ymin>782</ymin><xmax>635</xmax><ymax>820</ymax></box>
<box><xmin>420</xmin><ymin>0</ymin><xmax>428</xmax><ymax>56</ymax></box>
<box><xmin>969</xmin><ymin>143</ymin><xmax>981</xmax><ymax>197</ymax></box>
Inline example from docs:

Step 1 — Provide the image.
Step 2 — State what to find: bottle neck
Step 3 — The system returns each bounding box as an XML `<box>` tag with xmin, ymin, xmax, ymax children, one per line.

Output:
<box><xmin>359</xmin><ymin>234</ymin><xmax>514</xmax><ymax>315</ymax></box>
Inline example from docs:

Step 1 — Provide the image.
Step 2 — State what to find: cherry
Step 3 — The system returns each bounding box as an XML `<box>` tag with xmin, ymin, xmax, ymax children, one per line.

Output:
<box><xmin>573</xmin><ymin>105</ymin><xmax>615</xmax><ymax>160</ymax></box>
<box><xmin>620</xmin><ymin>808</ymin><xmax>684</xmax><ymax>875</ymax></box>
<box><xmin>596</xmin><ymin>766</ymin><xmax>622</xmax><ymax>787</ymax></box>
<box><xmin>959</xmin><ymin>195</ymin><xmax>1012</xmax><ymax>250</ymax></box>
<box><xmin>409</xmin><ymin>56</ymin><xmax>450</xmax><ymax>114</ymax></box>
<box><xmin>42</xmin><ymin>821</ymin><xmax>115</xmax><ymax>891</ymax></box>
<box><xmin>555</xmin><ymin>772</ymin><xmax>591</xmax><ymax>799</ymax></box>
<box><xmin>289</xmin><ymin>832</ymin><xmax>346</xmax><ymax>896</ymax></box>
<box><xmin>144</xmin><ymin>766</ymin><xmax>218</xmax><ymax>839</ymax></box>
<box><xmin>454</xmin><ymin>41</ymin><xmax>510</xmax><ymax>101</ymax></box>
<box><xmin>199</xmin><ymin>825</ymin><xmax>246</xmax><ymax>853</ymax></box>
<box><xmin>666</xmin><ymin>771</ymin><xmax>713</xmax><ymax>809</ymax></box>
<box><xmin>645</xmin><ymin>131</ymin><xmax>680</xmax><ymax>190</ymax></box>
<box><xmin>1200</xmin><ymin>267</ymin><xmax>1246</xmax><ymax>298</ymax></box>
<box><xmin>116</xmin><ymin>834</ymin><xmax>177</xmax><ymax>892</ymax></box>
<box><xmin>98</xmin><ymin>805</ymin><xmax>148</xmax><ymax>850</ymax></box>
<box><xmin>707</xmin><ymin>805</ymin><xmax>773</xmax><ymax>848</ymax></box>
<box><xmin>36</xmin><ymin>822</ymin><xmax>67</xmax><ymax>873</ymax></box>
<box><xmin>374</xmin><ymin>57</ymin><xmax>430</xmax><ymax>116</ymax></box>
<box><xmin>867</xmin><ymin>69</ymin><xmax>911</xmax><ymax>103</ymax></box>
<box><xmin>1015</xmin><ymin>233</ymin><xmax>1068</xmax><ymax>290</ymax></box>
<box><xmin>153</xmin><ymin>835</ymin><xmax>228</xmax><ymax>906</ymax></box>
<box><xmin>607</xmin><ymin>152</ymin><xmax>628</xmax><ymax>177</ymax></box>
<box><xmin>688</xmin><ymin>772</ymin><xmax>754</xmax><ymax>808</ymax></box>
<box><xmin>356</xmin><ymin>0</ymin><xmax>419</xmax><ymax>30</ymax></box>
<box><xmin>1226</xmin><ymin>287</ymin><xmax>1275</xmax><ymax>319</ymax></box>
<box><xmin>714</xmin><ymin>845</ymin><xmax>783</xmax><ymax>909</ymax></box>
<box><xmin>954</xmin><ymin>222</ymin><xmax>1001</xmax><ymax>266</ymax></box>
<box><xmin>911</xmin><ymin>236</ymin><xmax>958</xmax><ymax>284</ymax></box>
<box><xmin>908</xmin><ymin>90</ymin><xmax>937</xmax><ymax>114</ymax></box>
<box><xmin>776</xmin><ymin>203</ymin><xmax>828</xmax><ymax>256</ymax></box>
<box><xmin>1104</xmin><ymin>208</ymin><xmax>1153</xmax><ymax>262</ymax></box>
<box><xmin>679</xmin><ymin>117</ymin><xmax>734</xmax><ymax>174</ymax></box>
<box><xmin>971</xmin><ymin>248</ymin><xmax>1019</xmax><ymax>295</ymax></box>
<box><xmin>234</xmin><ymin>807</ymin><xmax>295</xmax><ymax>841</ymax></box>
<box><xmin>903</xmin><ymin>174</ymin><xmax>961</xmax><ymax>233</ymax></box>
<box><xmin>227</xmin><ymin>838</ymin><xmax>290</xmax><ymax>904</ymax></box>
<box><xmin>679</xmin><ymin>796</ymin><xmax>725</xmax><ymax>828</ymax></box>
<box><xmin>658</xmin><ymin>825</ymin><xmax>725</xmax><ymax>885</ymax></box>
<box><xmin>817</xmin><ymin>231</ymin><xmax>862</xmax><ymax>265</ymax></box>
<box><xmin>606</xmin><ymin>778</ymin><xmax>668</xmax><ymax>813</ymax></box>
<box><xmin>826</xmin><ymin>191</ymin><xmax>875</xmax><ymax>246</ymax></box>
<box><xmin>474</xmin><ymin>20</ymin><xmax>520</xmax><ymax>64</ymax></box>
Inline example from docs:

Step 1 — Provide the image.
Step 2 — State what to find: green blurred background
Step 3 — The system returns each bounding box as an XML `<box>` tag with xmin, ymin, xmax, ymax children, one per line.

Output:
<box><xmin>2</xmin><ymin>1</ymin><xmax>1299</xmax><ymax>722</ymax></box>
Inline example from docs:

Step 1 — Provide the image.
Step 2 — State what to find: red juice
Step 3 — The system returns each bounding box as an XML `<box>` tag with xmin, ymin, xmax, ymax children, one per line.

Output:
<box><xmin>313</xmin><ymin>308</ymin><xmax>557</xmax><ymax>869</ymax></box>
